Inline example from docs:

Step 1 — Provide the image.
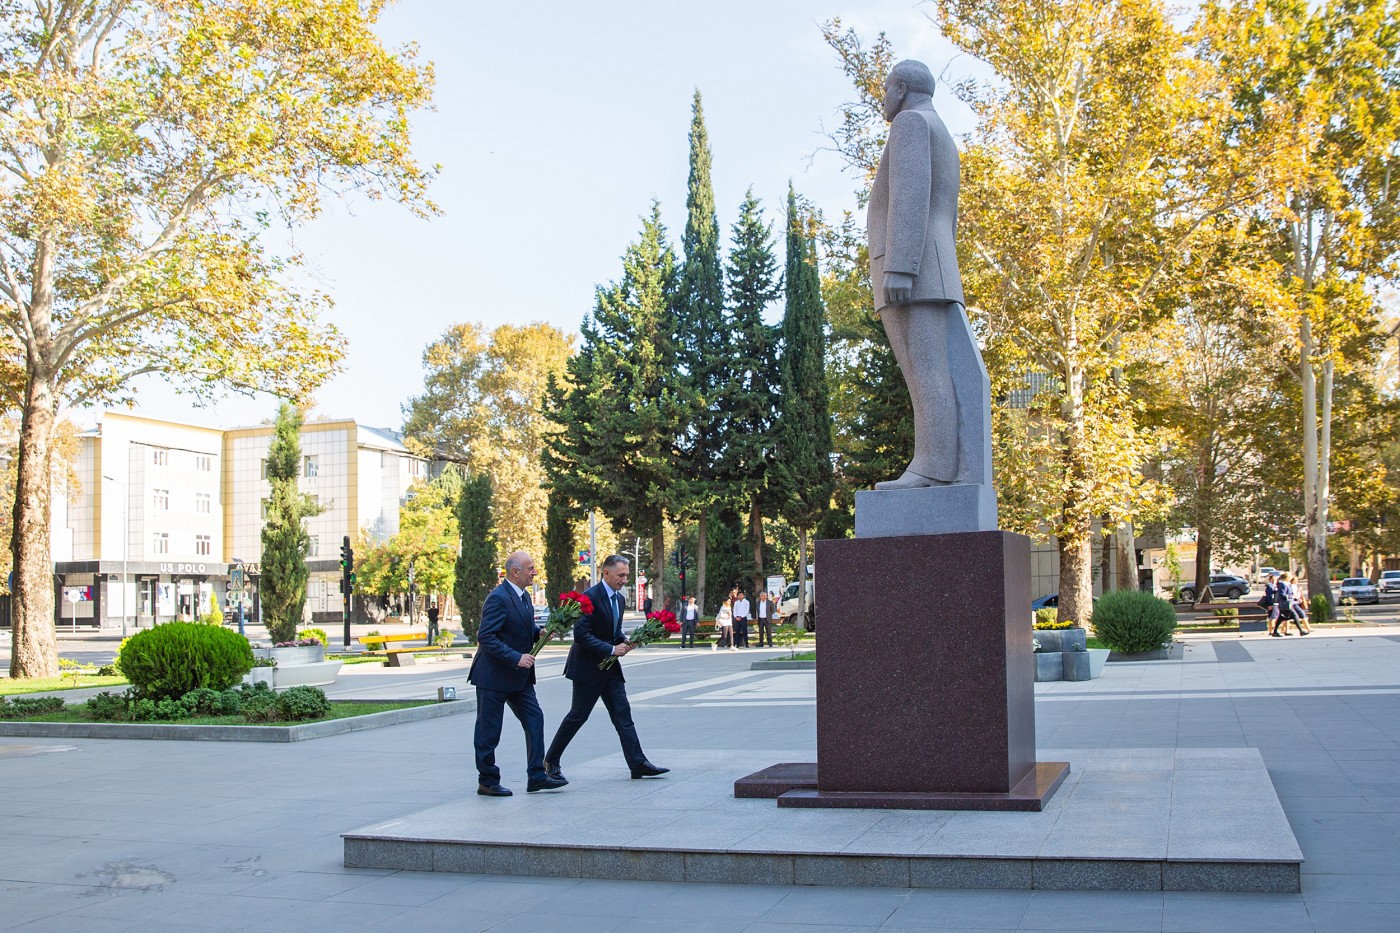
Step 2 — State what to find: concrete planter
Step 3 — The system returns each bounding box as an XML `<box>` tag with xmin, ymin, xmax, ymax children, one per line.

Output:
<box><xmin>1107</xmin><ymin>647</ymin><xmax>1171</xmax><ymax>661</ymax></box>
<box><xmin>259</xmin><ymin>644</ymin><xmax>325</xmax><ymax>666</ymax></box>
<box><xmin>1087</xmin><ymin>648</ymin><xmax>1110</xmax><ymax>679</ymax></box>
<box><xmin>1061</xmin><ymin>651</ymin><xmax>1092</xmax><ymax>682</ymax></box>
<box><xmin>245</xmin><ymin>644</ymin><xmax>339</xmax><ymax>690</ymax></box>
<box><xmin>1033</xmin><ymin>628</ymin><xmax>1086</xmax><ymax>653</ymax></box>
<box><xmin>1034</xmin><ymin>652</ymin><xmax>1063</xmax><ymax>682</ymax></box>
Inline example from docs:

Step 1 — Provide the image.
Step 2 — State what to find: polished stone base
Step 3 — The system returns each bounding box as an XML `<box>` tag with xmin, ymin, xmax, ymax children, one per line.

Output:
<box><xmin>735</xmin><ymin>761</ymin><xmax>1070</xmax><ymax>812</ymax></box>
<box><xmin>344</xmin><ymin>747</ymin><xmax>1302</xmax><ymax>893</ymax></box>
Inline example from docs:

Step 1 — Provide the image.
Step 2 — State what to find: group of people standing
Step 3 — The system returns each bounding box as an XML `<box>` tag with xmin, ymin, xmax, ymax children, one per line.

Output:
<box><xmin>706</xmin><ymin>588</ymin><xmax>775</xmax><ymax>650</ymax></box>
<box><xmin>1259</xmin><ymin>571</ymin><xmax>1312</xmax><ymax>636</ymax></box>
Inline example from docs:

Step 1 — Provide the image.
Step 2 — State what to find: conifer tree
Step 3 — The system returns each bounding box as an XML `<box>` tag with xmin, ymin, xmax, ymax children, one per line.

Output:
<box><xmin>544</xmin><ymin>203</ymin><xmax>682</xmax><ymax>603</ymax></box>
<box><xmin>259</xmin><ymin>402</ymin><xmax>322</xmax><ymax>644</ymax></box>
<box><xmin>543</xmin><ymin>489</ymin><xmax>577</xmax><ymax>608</ymax></box>
<box><xmin>722</xmin><ymin>189</ymin><xmax>784</xmax><ymax>596</ymax></box>
<box><xmin>454</xmin><ymin>472</ymin><xmax>498</xmax><ymax>643</ymax></box>
<box><xmin>771</xmin><ymin>186</ymin><xmax>835</xmax><ymax>624</ymax></box>
<box><xmin>671</xmin><ymin>91</ymin><xmax>729</xmax><ymax>613</ymax></box>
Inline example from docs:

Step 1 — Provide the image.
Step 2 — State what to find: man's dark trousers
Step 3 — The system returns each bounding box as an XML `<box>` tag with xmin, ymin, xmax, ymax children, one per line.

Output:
<box><xmin>545</xmin><ymin>675</ymin><xmax>645</xmax><ymax>769</ymax></box>
<box><xmin>474</xmin><ymin>687</ymin><xmax>547</xmax><ymax>786</ymax></box>
<box><xmin>755</xmin><ymin>616</ymin><xmax>773</xmax><ymax>647</ymax></box>
<box><xmin>734</xmin><ymin>616</ymin><xmax>750</xmax><ymax>647</ymax></box>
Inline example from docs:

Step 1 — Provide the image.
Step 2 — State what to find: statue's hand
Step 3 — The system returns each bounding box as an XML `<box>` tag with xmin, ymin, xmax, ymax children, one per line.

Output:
<box><xmin>884</xmin><ymin>272</ymin><xmax>915</xmax><ymax>305</ymax></box>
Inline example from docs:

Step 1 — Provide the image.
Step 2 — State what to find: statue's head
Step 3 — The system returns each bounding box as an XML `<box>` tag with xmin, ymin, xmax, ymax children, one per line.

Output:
<box><xmin>883</xmin><ymin>60</ymin><xmax>936</xmax><ymax>122</ymax></box>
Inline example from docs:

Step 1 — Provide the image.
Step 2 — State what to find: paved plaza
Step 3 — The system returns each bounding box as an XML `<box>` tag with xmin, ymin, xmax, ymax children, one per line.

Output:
<box><xmin>2</xmin><ymin>627</ymin><xmax>1399</xmax><ymax>931</ymax></box>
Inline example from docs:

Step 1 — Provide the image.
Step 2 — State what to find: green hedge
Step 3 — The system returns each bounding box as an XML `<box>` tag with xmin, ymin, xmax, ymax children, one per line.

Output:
<box><xmin>1091</xmin><ymin>590</ymin><xmax>1177</xmax><ymax>654</ymax></box>
<box><xmin>115</xmin><ymin>622</ymin><xmax>256</xmax><ymax>700</ymax></box>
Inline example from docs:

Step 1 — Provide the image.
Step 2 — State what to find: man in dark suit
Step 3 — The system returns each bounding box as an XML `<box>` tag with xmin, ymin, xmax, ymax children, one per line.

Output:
<box><xmin>543</xmin><ymin>554</ymin><xmax>668</xmax><ymax>781</ymax></box>
<box><xmin>467</xmin><ymin>551</ymin><xmax>567</xmax><ymax>797</ymax></box>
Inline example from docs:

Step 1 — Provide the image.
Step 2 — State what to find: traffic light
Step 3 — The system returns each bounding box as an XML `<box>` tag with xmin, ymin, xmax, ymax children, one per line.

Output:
<box><xmin>339</xmin><ymin>535</ymin><xmax>354</xmax><ymax>571</ymax></box>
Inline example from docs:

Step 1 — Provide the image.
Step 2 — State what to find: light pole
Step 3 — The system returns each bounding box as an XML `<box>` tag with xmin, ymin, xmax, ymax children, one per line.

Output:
<box><xmin>101</xmin><ymin>474</ymin><xmax>129</xmax><ymax>637</ymax></box>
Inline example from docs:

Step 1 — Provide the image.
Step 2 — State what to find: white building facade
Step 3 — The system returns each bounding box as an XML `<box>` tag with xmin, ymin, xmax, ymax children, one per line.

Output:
<box><xmin>52</xmin><ymin>413</ymin><xmax>426</xmax><ymax>629</ymax></box>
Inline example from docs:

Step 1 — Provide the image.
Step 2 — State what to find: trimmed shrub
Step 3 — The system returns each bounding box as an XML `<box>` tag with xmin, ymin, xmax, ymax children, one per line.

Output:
<box><xmin>1033</xmin><ymin>607</ymin><xmax>1060</xmax><ymax>628</ymax></box>
<box><xmin>237</xmin><ymin>682</ymin><xmax>279</xmax><ymax>721</ymax></box>
<box><xmin>115</xmin><ymin>622</ymin><xmax>255</xmax><ymax>700</ymax></box>
<box><xmin>274</xmin><ymin>686</ymin><xmax>331</xmax><ymax>721</ymax></box>
<box><xmin>85</xmin><ymin>691</ymin><xmax>133</xmax><ymax>720</ymax></box>
<box><xmin>1309</xmin><ymin>594</ymin><xmax>1333</xmax><ymax>624</ymax></box>
<box><xmin>1091</xmin><ymin>590</ymin><xmax>1177</xmax><ymax>654</ymax></box>
<box><xmin>0</xmin><ymin>695</ymin><xmax>65</xmax><ymax>719</ymax></box>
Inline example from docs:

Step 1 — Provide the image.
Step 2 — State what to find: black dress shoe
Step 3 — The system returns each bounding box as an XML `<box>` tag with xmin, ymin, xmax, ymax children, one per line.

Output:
<box><xmin>527</xmin><ymin>775</ymin><xmax>569</xmax><ymax>792</ymax></box>
<box><xmin>630</xmin><ymin>761</ymin><xmax>670</xmax><ymax>779</ymax></box>
<box><xmin>543</xmin><ymin>760</ymin><xmax>567</xmax><ymax>782</ymax></box>
<box><xmin>477</xmin><ymin>783</ymin><xmax>513</xmax><ymax>797</ymax></box>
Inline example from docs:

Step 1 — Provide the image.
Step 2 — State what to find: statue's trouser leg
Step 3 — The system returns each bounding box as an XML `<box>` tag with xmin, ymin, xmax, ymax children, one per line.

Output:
<box><xmin>881</xmin><ymin>300</ymin><xmax>958</xmax><ymax>481</ymax></box>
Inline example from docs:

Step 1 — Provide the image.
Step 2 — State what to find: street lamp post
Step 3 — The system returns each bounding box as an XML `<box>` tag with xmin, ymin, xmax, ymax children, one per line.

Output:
<box><xmin>101</xmin><ymin>474</ymin><xmax>129</xmax><ymax>637</ymax></box>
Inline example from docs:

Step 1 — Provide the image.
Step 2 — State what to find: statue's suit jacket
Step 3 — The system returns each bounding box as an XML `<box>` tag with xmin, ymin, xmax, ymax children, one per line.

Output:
<box><xmin>868</xmin><ymin>105</ymin><xmax>965</xmax><ymax>312</ymax></box>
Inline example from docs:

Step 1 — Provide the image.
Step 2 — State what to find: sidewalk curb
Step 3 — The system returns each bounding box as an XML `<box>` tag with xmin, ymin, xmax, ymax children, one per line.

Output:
<box><xmin>749</xmin><ymin>660</ymin><xmax>815</xmax><ymax>670</ymax></box>
<box><xmin>0</xmin><ymin>697</ymin><xmax>473</xmax><ymax>743</ymax></box>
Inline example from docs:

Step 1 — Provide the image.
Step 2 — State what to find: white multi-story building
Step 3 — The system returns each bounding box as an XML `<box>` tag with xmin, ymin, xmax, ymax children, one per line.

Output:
<box><xmin>224</xmin><ymin>419</ymin><xmax>425</xmax><ymax>620</ymax></box>
<box><xmin>51</xmin><ymin>412</ymin><xmax>427</xmax><ymax>629</ymax></box>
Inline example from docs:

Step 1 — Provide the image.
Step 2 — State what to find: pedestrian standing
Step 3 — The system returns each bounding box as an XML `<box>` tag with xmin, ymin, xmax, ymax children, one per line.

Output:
<box><xmin>426</xmin><ymin>601</ymin><xmax>440</xmax><ymax>642</ymax></box>
<box><xmin>733</xmin><ymin>589</ymin><xmax>751</xmax><ymax>648</ymax></box>
<box><xmin>755</xmin><ymin>591</ymin><xmax>774</xmax><ymax>647</ymax></box>
<box><xmin>713</xmin><ymin>598</ymin><xmax>733</xmax><ymax>651</ymax></box>
<box><xmin>680</xmin><ymin>596</ymin><xmax>699</xmax><ymax>648</ymax></box>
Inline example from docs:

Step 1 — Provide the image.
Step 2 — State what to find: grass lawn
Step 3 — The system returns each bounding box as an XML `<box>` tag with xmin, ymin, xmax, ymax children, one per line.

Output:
<box><xmin>8</xmin><ymin>699</ymin><xmax>431</xmax><ymax>726</ymax></box>
<box><xmin>1085</xmin><ymin>637</ymin><xmax>1109</xmax><ymax>650</ymax></box>
<box><xmin>0</xmin><ymin>675</ymin><xmax>128</xmax><ymax>696</ymax></box>
<box><xmin>774</xmin><ymin>650</ymin><xmax>816</xmax><ymax>661</ymax></box>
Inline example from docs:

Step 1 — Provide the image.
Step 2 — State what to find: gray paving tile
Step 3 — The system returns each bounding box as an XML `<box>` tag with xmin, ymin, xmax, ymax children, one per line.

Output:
<box><xmin>1019</xmin><ymin>890</ymin><xmax>1165</xmax><ymax>930</ymax></box>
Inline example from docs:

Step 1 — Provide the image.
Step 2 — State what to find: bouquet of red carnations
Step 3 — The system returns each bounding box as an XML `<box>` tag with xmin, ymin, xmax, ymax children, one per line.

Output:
<box><xmin>531</xmin><ymin>591</ymin><xmax>592</xmax><ymax>656</ymax></box>
<box><xmin>598</xmin><ymin>609</ymin><xmax>677</xmax><ymax>669</ymax></box>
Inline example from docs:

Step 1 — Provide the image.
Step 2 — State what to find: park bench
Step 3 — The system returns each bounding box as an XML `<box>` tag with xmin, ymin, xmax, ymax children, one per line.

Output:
<box><xmin>355</xmin><ymin>631</ymin><xmax>442</xmax><ymax>667</ymax></box>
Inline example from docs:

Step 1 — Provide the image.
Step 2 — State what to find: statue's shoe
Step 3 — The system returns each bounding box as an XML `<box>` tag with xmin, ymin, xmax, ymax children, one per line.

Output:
<box><xmin>874</xmin><ymin>470</ymin><xmax>950</xmax><ymax>490</ymax></box>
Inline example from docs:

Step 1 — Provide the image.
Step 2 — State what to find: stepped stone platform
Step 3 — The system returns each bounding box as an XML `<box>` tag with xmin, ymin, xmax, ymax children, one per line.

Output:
<box><xmin>344</xmin><ymin>746</ymin><xmax>1302</xmax><ymax>893</ymax></box>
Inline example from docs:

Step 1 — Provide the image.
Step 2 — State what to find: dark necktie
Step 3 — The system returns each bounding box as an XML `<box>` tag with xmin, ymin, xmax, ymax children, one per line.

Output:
<box><xmin>521</xmin><ymin>591</ymin><xmax>531</xmax><ymax>616</ymax></box>
<box><xmin>612</xmin><ymin>592</ymin><xmax>623</xmax><ymax>640</ymax></box>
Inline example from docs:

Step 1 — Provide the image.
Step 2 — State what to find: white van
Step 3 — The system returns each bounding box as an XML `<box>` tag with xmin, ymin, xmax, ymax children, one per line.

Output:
<box><xmin>776</xmin><ymin>578</ymin><xmax>816</xmax><ymax>632</ymax></box>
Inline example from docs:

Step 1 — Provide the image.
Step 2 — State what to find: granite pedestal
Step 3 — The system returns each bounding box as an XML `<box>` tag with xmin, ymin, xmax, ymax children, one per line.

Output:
<box><xmin>735</xmin><ymin>530</ymin><xmax>1067</xmax><ymax>811</ymax></box>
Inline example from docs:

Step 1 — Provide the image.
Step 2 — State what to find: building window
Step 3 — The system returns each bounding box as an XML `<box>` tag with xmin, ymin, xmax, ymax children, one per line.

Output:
<box><xmin>408</xmin><ymin>458</ymin><xmax>422</xmax><ymax>477</ymax></box>
<box><xmin>152</xmin><ymin>488</ymin><xmax>169</xmax><ymax>511</ymax></box>
<box><xmin>195</xmin><ymin>454</ymin><xmax>212</xmax><ymax>472</ymax></box>
<box><xmin>195</xmin><ymin>492</ymin><xmax>211</xmax><ymax>514</ymax></box>
<box><xmin>303</xmin><ymin>455</ymin><xmax>318</xmax><ymax>478</ymax></box>
<box><xmin>308</xmin><ymin>535</ymin><xmax>320</xmax><ymax>558</ymax></box>
<box><xmin>260</xmin><ymin>458</ymin><xmax>268</xmax><ymax>479</ymax></box>
<box><xmin>152</xmin><ymin>448</ymin><xmax>168</xmax><ymax>466</ymax></box>
<box><xmin>261</xmin><ymin>498</ymin><xmax>270</xmax><ymax>520</ymax></box>
<box><xmin>195</xmin><ymin>534</ymin><xmax>211</xmax><ymax>556</ymax></box>
<box><xmin>152</xmin><ymin>532</ymin><xmax>169</xmax><ymax>554</ymax></box>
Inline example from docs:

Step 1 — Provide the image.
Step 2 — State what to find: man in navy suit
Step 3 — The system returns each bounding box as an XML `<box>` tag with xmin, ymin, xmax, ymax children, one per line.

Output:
<box><xmin>467</xmin><ymin>551</ymin><xmax>567</xmax><ymax>796</ymax></box>
<box><xmin>543</xmin><ymin>554</ymin><xmax>668</xmax><ymax>781</ymax></box>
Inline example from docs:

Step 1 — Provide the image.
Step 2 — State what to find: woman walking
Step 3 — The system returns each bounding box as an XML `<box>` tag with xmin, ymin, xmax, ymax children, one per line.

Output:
<box><xmin>1282</xmin><ymin>573</ymin><xmax>1311</xmax><ymax>635</ymax></box>
<box><xmin>1262</xmin><ymin>573</ymin><xmax>1283</xmax><ymax>636</ymax></box>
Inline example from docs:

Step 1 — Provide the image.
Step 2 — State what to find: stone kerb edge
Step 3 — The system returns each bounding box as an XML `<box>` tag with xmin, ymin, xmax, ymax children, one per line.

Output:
<box><xmin>341</xmin><ymin>837</ymin><xmax>1300</xmax><ymax>893</ymax></box>
<box><xmin>0</xmin><ymin>697</ymin><xmax>472</xmax><ymax>742</ymax></box>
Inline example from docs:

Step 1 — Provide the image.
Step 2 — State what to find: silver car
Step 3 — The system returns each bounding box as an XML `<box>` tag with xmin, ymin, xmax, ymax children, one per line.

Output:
<box><xmin>1380</xmin><ymin>570</ymin><xmax>1400</xmax><ymax>594</ymax></box>
<box><xmin>1339</xmin><ymin>577</ymin><xmax>1380</xmax><ymax>604</ymax></box>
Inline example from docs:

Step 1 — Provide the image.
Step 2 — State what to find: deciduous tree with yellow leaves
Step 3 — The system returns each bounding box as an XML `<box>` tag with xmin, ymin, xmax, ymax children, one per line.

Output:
<box><xmin>1</xmin><ymin>0</ymin><xmax>436</xmax><ymax>677</ymax></box>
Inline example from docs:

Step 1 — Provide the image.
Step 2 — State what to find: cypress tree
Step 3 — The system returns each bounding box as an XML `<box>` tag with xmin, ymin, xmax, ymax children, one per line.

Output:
<box><xmin>672</xmin><ymin>90</ymin><xmax>729</xmax><ymax>613</ymax></box>
<box><xmin>259</xmin><ymin>402</ymin><xmax>322</xmax><ymax>644</ymax></box>
<box><xmin>454</xmin><ymin>472</ymin><xmax>498</xmax><ymax>643</ymax></box>
<box><xmin>771</xmin><ymin>185</ymin><xmax>834</xmax><ymax>625</ymax></box>
<box><xmin>543</xmin><ymin>203</ymin><xmax>681</xmax><ymax>602</ymax></box>
<box><xmin>721</xmin><ymin>188</ymin><xmax>783</xmax><ymax>597</ymax></box>
<box><xmin>543</xmin><ymin>488</ymin><xmax>576</xmax><ymax>608</ymax></box>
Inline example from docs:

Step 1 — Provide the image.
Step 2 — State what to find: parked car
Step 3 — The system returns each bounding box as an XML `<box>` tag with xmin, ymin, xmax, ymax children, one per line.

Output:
<box><xmin>1177</xmin><ymin>574</ymin><xmax>1250</xmax><ymax>602</ymax></box>
<box><xmin>1339</xmin><ymin>577</ymin><xmax>1380</xmax><ymax>604</ymax></box>
<box><xmin>1255</xmin><ymin>567</ymin><xmax>1279</xmax><ymax>584</ymax></box>
<box><xmin>1380</xmin><ymin>570</ymin><xmax>1400</xmax><ymax>595</ymax></box>
<box><xmin>1031</xmin><ymin>594</ymin><xmax>1060</xmax><ymax>611</ymax></box>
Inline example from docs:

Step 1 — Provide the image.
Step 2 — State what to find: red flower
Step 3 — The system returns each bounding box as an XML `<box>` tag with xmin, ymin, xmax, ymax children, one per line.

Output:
<box><xmin>559</xmin><ymin>591</ymin><xmax>593</xmax><ymax>614</ymax></box>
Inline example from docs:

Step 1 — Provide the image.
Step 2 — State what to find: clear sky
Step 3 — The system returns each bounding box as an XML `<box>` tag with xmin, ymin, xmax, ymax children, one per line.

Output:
<box><xmin>109</xmin><ymin>0</ymin><xmax>973</xmax><ymax>431</ymax></box>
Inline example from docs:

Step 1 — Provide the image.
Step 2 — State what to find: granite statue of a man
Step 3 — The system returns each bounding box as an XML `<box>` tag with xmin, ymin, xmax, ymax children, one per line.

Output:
<box><xmin>868</xmin><ymin>59</ymin><xmax>989</xmax><ymax>493</ymax></box>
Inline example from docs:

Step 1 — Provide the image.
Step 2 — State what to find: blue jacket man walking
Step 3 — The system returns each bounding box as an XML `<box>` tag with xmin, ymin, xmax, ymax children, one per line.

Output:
<box><xmin>543</xmin><ymin>554</ymin><xmax>669</xmax><ymax>782</ymax></box>
<box><xmin>467</xmin><ymin>551</ymin><xmax>567</xmax><ymax>796</ymax></box>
